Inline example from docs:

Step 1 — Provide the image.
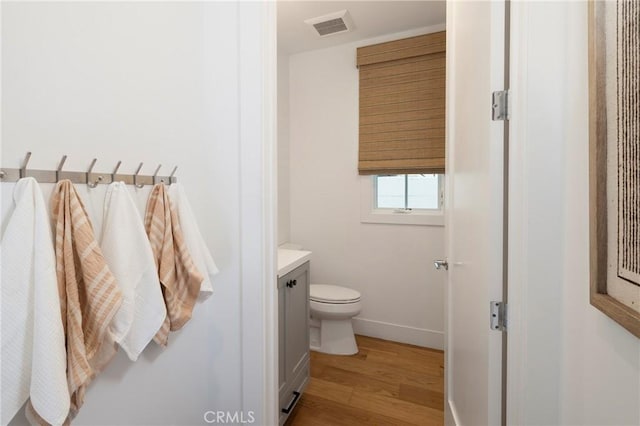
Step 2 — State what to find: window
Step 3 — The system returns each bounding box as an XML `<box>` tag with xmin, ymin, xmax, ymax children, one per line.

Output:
<box><xmin>360</xmin><ymin>174</ymin><xmax>444</xmax><ymax>226</ymax></box>
<box><xmin>375</xmin><ymin>174</ymin><xmax>442</xmax><ymax>210</ymax></box>
<box><xmin>356</xmin><ymin>32</ymin><xmax>446</xmax><ymax>226</ymax></box>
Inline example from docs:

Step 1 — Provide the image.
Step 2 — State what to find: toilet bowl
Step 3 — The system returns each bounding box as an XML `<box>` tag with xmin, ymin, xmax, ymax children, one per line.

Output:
<box><xmin>309</xmin><ymin>284</ymin><xmax>362</xmax><ymax>355</ymax></box>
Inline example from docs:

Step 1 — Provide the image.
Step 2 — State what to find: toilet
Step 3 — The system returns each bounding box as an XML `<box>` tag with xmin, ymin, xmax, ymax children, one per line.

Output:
<box><xmin>309</xmin><ymin>284</ymin><xmax>362</xmax><ymax>355</ymax></box>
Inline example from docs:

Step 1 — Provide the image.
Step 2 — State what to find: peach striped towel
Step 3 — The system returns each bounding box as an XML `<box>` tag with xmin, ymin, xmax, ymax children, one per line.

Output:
<box><xmin>50</xmin><ymin>180</ymin><xmax>123</xmax><ymax>421</ymax></box>
<box><xmin>145</xmin><ymin>184</ymin><xmax>203</xmax><ymax>347</ymax></box>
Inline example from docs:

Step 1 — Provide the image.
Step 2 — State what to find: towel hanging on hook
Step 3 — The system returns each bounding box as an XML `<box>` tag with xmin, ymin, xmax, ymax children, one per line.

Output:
<box><xmin>144</xmin><ymin>184</ymin><xmax>203</xmax><ymax>347</ymax></box>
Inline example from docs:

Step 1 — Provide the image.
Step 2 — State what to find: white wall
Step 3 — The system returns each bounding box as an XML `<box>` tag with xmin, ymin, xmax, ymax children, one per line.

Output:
<box><xmin>278</xmin><ymin>53</ymin><xmax>291</xmax><ymax>245</ymax></box>
<box><xmin>288</xmin><ymin>25</ymin><xmax>446</xmax><ymax>349</ymax></box>
<box><xmin>1</xmin><ymin>2</ymin><xmax>274</xmax><ymax>424</ymax></box>
<box><xmin>508</xmin><ymin>1</ymin><xmax>640</xmax><ymax>425</ymax></box>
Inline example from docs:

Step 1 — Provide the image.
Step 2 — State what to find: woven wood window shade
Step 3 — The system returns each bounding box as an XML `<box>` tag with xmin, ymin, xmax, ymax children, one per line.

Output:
<box><xmin>357</xmin><ymin>31</ymin><xmax>446</xmax><ymax>175</ymax></box>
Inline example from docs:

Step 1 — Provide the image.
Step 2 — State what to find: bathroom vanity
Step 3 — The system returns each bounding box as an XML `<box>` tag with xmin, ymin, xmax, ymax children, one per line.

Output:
<box><xmin>277</xmin><ymin>249</ymin><xmax>311</xmax><ymax>425</ymax></box>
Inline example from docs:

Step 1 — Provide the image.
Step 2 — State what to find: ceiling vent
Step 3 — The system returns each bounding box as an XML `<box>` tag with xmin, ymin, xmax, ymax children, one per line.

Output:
<box><xmin>304</xmin><ymin>10</ymin><xmax>354</xmax><ymax>37</ymax></box>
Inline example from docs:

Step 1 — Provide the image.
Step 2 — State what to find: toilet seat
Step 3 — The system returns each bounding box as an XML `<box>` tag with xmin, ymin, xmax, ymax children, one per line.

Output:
<box><xmin>310</xmin><ymin>284</ymin><xmax>361</xmax><ymax>304</ymax></box>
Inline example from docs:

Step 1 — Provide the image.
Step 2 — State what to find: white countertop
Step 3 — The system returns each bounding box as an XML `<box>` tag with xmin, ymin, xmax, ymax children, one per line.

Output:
<box><xmin>277</xmin><ymin>248</ymin><xmax>312</xmax><ymax>278</ymax></box>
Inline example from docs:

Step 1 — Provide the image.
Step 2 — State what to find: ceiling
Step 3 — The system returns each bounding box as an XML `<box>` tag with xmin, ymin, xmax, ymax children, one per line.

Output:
<box><xmin>277</xmin><ymin>1</ymin><xmax>446</xmax><ymax>55</ymax></box>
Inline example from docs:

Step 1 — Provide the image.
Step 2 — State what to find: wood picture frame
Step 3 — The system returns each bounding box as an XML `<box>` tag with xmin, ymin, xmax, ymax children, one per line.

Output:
<box><xmin>589</xmin><ymin>0</ymin><xmax>640</xmax><ymax>339</ymax></box>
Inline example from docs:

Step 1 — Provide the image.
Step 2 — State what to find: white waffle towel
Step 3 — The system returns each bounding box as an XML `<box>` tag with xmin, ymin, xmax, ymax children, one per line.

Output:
<box><xmin>1</xmin><ymin>178</ymin><xmax>69</xmax><ymax>425</ymax></box>
<box><xmin>169</xmin><ymin>183</ymin><xmax>218</xmax><ymax>298</ymax></box>
<box><xmin>100</xmin><ymin>182</ymin><xmax>166</xmax><ymax>360</ymax></box>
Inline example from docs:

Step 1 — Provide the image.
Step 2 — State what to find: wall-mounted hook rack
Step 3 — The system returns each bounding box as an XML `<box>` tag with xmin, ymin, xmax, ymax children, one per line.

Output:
<box><xmin>0</xmin><ymin>153</ymin><xmax>178</xmax><ymax>186</ymax></box>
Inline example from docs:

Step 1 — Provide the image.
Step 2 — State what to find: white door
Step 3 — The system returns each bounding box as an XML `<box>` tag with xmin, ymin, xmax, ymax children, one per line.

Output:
<box><xmin>444</xmin><ymin>1</ymin><xmax>507</xmax><ymax>425</ymax></box>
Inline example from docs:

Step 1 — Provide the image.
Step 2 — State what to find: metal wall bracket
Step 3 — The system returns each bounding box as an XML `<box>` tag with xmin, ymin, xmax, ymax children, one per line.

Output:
<box><xmin>490</xmin><ymin>301</ymin><xmax>507</xmax><ymax>331</ymax></box>
<box><xmin>492</xmin><ymin>90</ymin><xmax>509</xmax><ymax>121</ymax></box>
<box><xmin>434</xmin><ymin>260</ymin><xmax>449</xmax><ymax>271</ymax></box>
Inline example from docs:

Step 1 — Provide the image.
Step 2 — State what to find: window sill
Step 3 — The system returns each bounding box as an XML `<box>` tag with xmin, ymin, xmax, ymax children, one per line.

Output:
<box><xmin>360</xmin><ymin>209</ymin><xmax>444</xmax><ymax>226</ymax></box>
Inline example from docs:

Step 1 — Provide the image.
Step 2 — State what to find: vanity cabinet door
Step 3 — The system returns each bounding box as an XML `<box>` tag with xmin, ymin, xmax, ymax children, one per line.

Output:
<box><xmin>278</xmin><ymin>282</ymin><xmax>286</xmax><ymax>396</ymax></box>
<box><xmin>278</xmin><ymin>261</ymin><xmax>310</xmax><ymax>424</ymax></box>
<box><xmin>284</xmin><ymin>263</ymin><xmax>309</xmax><ymax>383</ymax></box>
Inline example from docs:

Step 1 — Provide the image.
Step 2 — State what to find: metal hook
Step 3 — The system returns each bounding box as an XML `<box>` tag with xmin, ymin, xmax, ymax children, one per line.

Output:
<box><xmin>133</xmin><ymin>162</ymin><xmax>145</xmax><ymax>188</ymax></box>
<box><xmin>153</xmin><ymin>164</ymin><xmax>162</xmax><ymax>184</ymax></box>
<box><xmin>169</xmin><ymin>166</ymin><xmax>178</xmax><ymax>185</ymax></box>
<box><xmin>87</xmin><ymin>158</ymin><xmax>102</xmax><ymax>188</ymax></box>
<box><xmin>56</xmin><ymin>155</ymin><xmax>67</xmax><ymax>182</ymax></box>
<box><xmin>20</xmin><ymin>152</ymin><xmax>32</xmax><ymax>178</ymax></box>
<box><xmin>111</xmin><ymin>160</ymin><xmax>122</xmax><ymax>182</ymax></box>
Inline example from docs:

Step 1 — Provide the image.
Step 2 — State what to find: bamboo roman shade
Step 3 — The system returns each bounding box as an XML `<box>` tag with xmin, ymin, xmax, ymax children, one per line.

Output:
<box><xmin>357</xmin><ymin>31</ymin><xmax>446</xmax><ymax>175</ymax></box>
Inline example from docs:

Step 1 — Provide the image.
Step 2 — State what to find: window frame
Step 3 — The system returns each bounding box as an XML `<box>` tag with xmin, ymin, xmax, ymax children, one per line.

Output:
<box><xmin>360</xmin><ymin>175</ymin><xmax>445</xmax><ymax>226</ymax></box>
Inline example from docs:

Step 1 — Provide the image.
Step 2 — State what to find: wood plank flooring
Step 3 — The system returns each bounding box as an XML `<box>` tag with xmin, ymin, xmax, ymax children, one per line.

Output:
<box><xmin>285</xmin><ymin>335</ymin><xmax>444</xmax><ymax>426</ymax></box>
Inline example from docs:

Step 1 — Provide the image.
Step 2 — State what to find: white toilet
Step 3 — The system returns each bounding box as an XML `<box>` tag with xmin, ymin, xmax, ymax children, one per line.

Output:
<box><xmin>309</xmin><ymin>284</ymin><xmax>362</xmax><ymax>355</ymax></box>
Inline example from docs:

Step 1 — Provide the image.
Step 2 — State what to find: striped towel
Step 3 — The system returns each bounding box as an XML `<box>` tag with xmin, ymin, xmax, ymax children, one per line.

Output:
<box><xmin>50</xmin><ymin>180</ymin><xmax>122</xmax><ymax>420</ymax></box>
<box><xmin>145</xmin><ymin>184</ymin><xmax>203</xmax><ymax>347</ymax></box>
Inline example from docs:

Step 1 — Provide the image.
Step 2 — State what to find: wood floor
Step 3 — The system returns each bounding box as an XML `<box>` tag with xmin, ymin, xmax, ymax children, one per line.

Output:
<box><xmin>285</xmin><ymin>335</ymin><xmax>445</xmax><ymax>426</ymax></box>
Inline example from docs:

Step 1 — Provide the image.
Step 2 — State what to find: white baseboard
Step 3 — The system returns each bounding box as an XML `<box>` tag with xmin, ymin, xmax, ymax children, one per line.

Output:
<box><xmin>352</xmin><ymin>317</ymin><xmax>444</xmax><ymax>350</ymax></box>
<box><xmin>445</xmin><ymin>399</ymin><xmax>460</xmax><ymax>426</ymax></box>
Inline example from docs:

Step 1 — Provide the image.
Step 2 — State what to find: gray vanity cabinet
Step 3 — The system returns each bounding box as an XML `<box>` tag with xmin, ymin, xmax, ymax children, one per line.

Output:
<box><xmin>278</xmin><ymin>261</ymin><xmax>310</xmax><ymax>425</ymax></box>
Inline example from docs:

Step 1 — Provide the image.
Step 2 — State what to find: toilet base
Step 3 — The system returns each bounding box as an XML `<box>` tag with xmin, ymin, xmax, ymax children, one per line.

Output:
<box><xmin>311</xmin><ymin>318</ymin><xmax>358</xmax><ymax>355</ymax></box>
<box><xmin>309</xmin><ymin>325</ymin><xmax>321</xmax><ymax>350</ymax></box>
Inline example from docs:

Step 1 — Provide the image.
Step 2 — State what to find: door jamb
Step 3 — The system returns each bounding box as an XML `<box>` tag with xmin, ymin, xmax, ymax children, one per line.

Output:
<box><xmin>239</xmin><ymin>2</ymin><xmax>278</xmax><ymax>424</ymax></box>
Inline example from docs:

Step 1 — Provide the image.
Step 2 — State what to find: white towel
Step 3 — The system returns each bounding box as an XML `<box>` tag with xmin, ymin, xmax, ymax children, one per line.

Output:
<box><xmin>1</xmin><ymin>178</ymin><xmax>69</xmax><ymax>425</ymax></box>
<box><xmin>169</xmin><ymin>183</ymin><xmax>218</xmax><ymax>298</ymax></box>
<box><xmin>100</xmin><ymin>182</ymin><xmax>166</xmax><ymax>360</ymax></box>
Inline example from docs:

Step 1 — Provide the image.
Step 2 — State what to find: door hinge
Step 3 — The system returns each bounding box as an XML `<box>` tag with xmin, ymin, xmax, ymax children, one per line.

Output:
<box><xmin>492</xmin><ymin>90</ymin><xmax>509</xmax><ymax>121</ymax></box>
<box><xmin>490</xmin><ymin>301</ymin><xmax>507</xmax><ymax>331</ymax></box>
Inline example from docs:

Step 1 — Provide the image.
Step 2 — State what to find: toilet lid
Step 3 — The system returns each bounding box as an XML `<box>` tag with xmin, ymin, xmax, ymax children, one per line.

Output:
<box><xmin>310</xmin><ymin>284</ymin><xmax>361</xmax><ymax>303</ymax></box>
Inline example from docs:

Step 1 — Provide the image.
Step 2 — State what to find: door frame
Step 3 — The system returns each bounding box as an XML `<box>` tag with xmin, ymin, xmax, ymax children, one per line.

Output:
<box><xmin>443</xmin><ymin>0</ymin><xmax>458</xmax><ymax>423</ymax></box>
<box><xmin>240</xmin><ymin>1</ymin><xmax>278</xmax><ymax>425</ymax></box>
<box><xmin>505</xmin><ymin>1</ymin><xmax>568</xmax><ymax>424</ymax></box>
<box><xmin>505</xmin><ymin>1</ymin><xmax>526</xmax><ymax>423</ymax></box>
<box><xmin>260</xmin><ymin>1</ymin><xmax>537</xmax><ymax>425</ymax></box>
